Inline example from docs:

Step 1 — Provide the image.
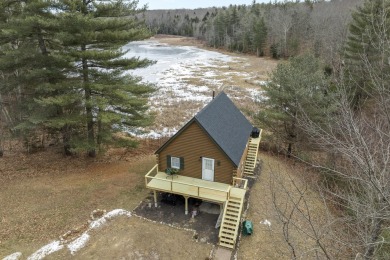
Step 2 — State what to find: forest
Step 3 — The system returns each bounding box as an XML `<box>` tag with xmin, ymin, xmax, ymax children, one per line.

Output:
<box><xmin>1</xmin><ymin>0</ymin><xmax>390</xmax><ymax>259</ymax></box>
<box><xmin>143</xmin><ymin>0</ymin><xmax>362</xmax><ymax>64</ymax></box>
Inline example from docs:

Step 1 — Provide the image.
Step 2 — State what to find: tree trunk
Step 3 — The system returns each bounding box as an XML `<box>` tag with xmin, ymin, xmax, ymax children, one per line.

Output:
<box><xmin>62</xmin><ymin>124</ymin><xmax>72</xmax><ymax>156</ymax></box>
<box><xmin>81</xmin><ymin>44</ymin><xmax>95</xmax><ymax>157</ymax></box>
<box><xmin>97</xmin><ymin>108</ymin><xmax>102</xmax><ymax>152</ymax></box>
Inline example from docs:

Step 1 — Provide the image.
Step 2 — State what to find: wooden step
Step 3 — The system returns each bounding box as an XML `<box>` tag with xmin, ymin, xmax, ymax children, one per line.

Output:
<box><xmin>223</xmin><ymin>219</ymin><xmax>239</xmax><ymax>226</ymax></box>
<box><xmin>221</xmin><ymin>223</ymin><xmax>237</xmax><ymax>230</ymax></box>
<box><xmin>221</xmin><ymin>229</ymin><xmax>235</xmax><ymax>236</ymax></box>
<box><xmin>226</xmin><ymin>208</ymin><xmax>240</xmax><ymax>214</ymax></box>
<box><xmin>220</xmin><ymin>236</ymin><xmax>235</xmax><ymax>242</ymax></box>
<box><xmin>219</xmin><ymin>240</ymin><xmax>235</xmax><ymax>249</ymax></box>
<box><xmin>228</xmin><ymin>198</ymin><xmax>242</xmax><ymax>204</ymax></box>
<box><xmin>227</xmin><ymin>204</ymin><xmax>240</xmax><ymax>209</ymax></box>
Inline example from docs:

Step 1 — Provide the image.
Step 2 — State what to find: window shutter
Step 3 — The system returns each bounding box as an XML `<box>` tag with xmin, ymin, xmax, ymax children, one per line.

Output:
<box><xmin>180</xmin><ymin>157</ymin><xmax>184</xmax><ymax>170</ymax></box>
<box><xmin>167</xmin><ymin>155</ymin><xmax>171</xmax><ymax>168</ymax></box>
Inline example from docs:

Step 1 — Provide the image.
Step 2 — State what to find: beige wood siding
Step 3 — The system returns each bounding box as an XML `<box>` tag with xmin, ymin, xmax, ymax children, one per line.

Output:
<box><xmin>158</xmin><ymin>121</ymin><xmax>235</xmax><ymax>184</ymax></box>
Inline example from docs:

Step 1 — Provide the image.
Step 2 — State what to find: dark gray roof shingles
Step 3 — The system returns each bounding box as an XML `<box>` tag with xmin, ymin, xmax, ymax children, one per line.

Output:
<box><xmin>195</xmin><ymin>92</ymin><xmax>253</xmax><ymax>167</ymax></box>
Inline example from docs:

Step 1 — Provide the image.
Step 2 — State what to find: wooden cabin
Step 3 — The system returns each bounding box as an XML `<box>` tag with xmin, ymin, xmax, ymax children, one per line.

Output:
<box><xmin>156</xmin><ymin>91</ymin><xmax>254</xmax><ymax>184</ymax></box>
<box><xmin>144</xmin><ymin>91</ymin><xmax>261</xmax><ymax>249</ymax></box>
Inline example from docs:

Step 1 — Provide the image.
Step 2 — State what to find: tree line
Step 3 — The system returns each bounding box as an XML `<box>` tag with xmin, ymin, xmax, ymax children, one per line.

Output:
<box><xmin>143</xmin><ymin>0</ymin><xmax>362</xmax><ymax>64</ymax></box>
<box><xmin>0</xmin><ymin>0</ymin><xmax>155</xmax><ymax>156</ymax></box>
<box><xmin>257</xmin><ymin>0</ymin><xmax>390</xmax><ymax>258</ymax></box>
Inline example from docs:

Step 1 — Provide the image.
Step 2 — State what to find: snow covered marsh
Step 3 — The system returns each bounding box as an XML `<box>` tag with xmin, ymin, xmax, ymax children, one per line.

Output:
<box><xmin>122</xmin><ymin>40</ymin><xmax>270</xmax><ymax>139</ymax></box>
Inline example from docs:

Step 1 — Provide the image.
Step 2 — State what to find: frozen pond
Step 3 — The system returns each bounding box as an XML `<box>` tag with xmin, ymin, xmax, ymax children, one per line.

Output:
<box><xmin>122</xmin><ymin>41</ymin><xmax>233</xmax><ymax>84</ymax></box>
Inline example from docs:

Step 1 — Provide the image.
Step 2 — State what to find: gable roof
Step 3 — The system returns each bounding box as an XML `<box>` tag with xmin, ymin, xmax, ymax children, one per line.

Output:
<box><xmin>156</xmin><ymin>92</ymin><xmax>253</xmax><ymax>167</ymax></box>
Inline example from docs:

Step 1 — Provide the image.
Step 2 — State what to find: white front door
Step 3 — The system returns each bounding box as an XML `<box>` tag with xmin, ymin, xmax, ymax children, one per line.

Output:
<box><xmin>202</xmin><ymin>157</ymin><xmax>215</xmax><ymax>182</ymax></box>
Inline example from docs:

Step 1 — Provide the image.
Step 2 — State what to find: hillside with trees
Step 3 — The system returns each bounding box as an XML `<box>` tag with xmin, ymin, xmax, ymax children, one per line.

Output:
<box><xmin>143</xmin><ymin>0</ymin><xmax>362</xmax><ymax>65</ymax></box>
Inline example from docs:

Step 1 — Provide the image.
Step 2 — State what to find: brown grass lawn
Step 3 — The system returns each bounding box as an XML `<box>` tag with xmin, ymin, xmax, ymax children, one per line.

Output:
<box><xmin>237</xmin><ymin>152</ymin><xmax>343</xmax><ymax>259</ymax></box>
<box><xmin>1</xmin><ymin>145</ymin><xmax>339</xmax><ymax>259</ymax></box>
<box><xmin>0</xmin><ymin>142</ymin><xmax>157</xmax><ymax>258</ymax></box>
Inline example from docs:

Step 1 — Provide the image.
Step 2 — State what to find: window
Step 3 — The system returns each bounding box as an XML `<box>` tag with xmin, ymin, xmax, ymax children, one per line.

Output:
<box><xmin>167</xmin><ymin>155</ymin><xmax>184</xmax><ymax>170</ymax></box>
<box><xmin>171</xmin><ymin>156</ymin><xmax>180</xmax><ymax>169</ymax></box>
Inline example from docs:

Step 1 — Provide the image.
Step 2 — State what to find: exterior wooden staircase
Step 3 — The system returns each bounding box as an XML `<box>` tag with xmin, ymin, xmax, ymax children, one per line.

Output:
<box><xmin>244</xmin><ymin>132</ymin><xmax>262</xmax><ymax>175</ymax></box>
<box><xmin>218</xmin><ymin>189</ymin><xmax>245</xmax><ymax>249</ymax></box>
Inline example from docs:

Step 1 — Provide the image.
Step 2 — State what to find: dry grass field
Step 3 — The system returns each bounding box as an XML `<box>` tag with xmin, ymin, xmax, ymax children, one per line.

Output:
<box><xmin>0</xmin><ymin>143</ymin><xmax>157</xmax><ymax>258</ymax></box>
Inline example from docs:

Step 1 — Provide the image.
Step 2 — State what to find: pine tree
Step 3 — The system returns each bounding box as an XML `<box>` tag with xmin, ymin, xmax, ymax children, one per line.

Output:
<box><xmin>54</xmin><ymin>0</ymin><xmax>155</xmax><ymax>157</ymax></box>
<box><xmin>0</xmin><ymin>0</ymin><xmax>155</xmax><ymax>156</ymax></box>
<box><xmin>344</xmin><ymin>0</ymin><xmax>390</xmax><ymax>108</ymax></box>
<box><xmin>257</xmin><ymin>53</ymin><xmax>331</xmax><ymax>156</ymax></box>
<box><xmin>253</xmin><ymin>16</ymin><xmax>267</xmax><ymax>56</ymax></box>
<box><xmin>0</xmin><ymin>0</ymin><xmax>74</xmax><ymax>152</ymax></box>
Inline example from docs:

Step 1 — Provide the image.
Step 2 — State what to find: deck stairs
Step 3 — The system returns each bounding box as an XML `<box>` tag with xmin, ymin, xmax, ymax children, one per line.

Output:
<box><xmin>244</xmin><ymin>135</ymin><xmax>261</xmax><ymax>175</ymax></box>
<box><xmin>218</xmin><ymin>190</ymin><xmax>245</xmax><ymax>249</ymax></box>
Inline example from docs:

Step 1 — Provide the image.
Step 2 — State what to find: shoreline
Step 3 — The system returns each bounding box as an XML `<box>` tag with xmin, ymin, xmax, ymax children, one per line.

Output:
<box><xmin>150</xmin><ymin>34</ymin><xmax>274</xmax><ymax>60</ymax></box>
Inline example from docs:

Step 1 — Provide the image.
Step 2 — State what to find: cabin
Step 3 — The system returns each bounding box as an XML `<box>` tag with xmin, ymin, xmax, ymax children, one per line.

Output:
<box><xmin>144</xmin><ymin>91</ymin><xmax>262</xmax><ymax>249</ymax></box>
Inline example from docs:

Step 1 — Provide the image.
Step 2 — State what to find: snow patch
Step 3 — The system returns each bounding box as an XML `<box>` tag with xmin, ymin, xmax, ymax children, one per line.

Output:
<box><xmin>27</xmin><ymin>241</ymin><xmax>63</xmax><ymax>260</ymax></box>
<box><xmin>67</xmin><ymin>233</ymin><xmax>90</xmax><ymax>255</ymax></box>
<box><xmin>104</xmin><ymin>209</ymin><xmax>132</xmax><ymax>219</ymax></box>
<box><xmin>260</xmin><ymin>219</ymin><xmax>271</xmax><ymax>227</ymax></box>
<box><xmin>20</xmin><ymin>209</ymin><xmax>132</xmax><ymax>259</ymax></box>
<box><xmin>2</xmin><ymin>252</ymin><xmax>22</xmax><ymax>260</ymax></box>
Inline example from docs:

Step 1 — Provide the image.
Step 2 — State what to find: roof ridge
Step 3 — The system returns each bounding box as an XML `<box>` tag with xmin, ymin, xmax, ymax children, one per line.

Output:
<box><xmin>195</xmin><ymin>91</ymin><xmax>226</xmax><ymax>119</ymax></box>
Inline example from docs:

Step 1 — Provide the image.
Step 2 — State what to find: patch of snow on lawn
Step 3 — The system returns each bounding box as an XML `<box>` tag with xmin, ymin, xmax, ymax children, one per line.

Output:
<box><xmin>20</xmin><ymin>209</ymin><xmax>132</xmax><ymax>259</ymax></box>
<box><xmin>89</xmin><ymin>209</ymin><xmax>131</xmax><ymax>229</ymax></box>
<box><xmin>260</xmin><ymin>219</ymin><xmax>271</xmax><ymax>227</ymax></box>
<box><xmin>27</xmin><ymin>241</ymin><xmax>63</xmax><ymax>260</ymax></box>
<box><xmin>67</xmin><ymin>233</ymin><xmax>90</xmax><ymax>255</ymax></box>
<box><xmin>2</xmin><ymin>252</ymin><xmax>22</xmax><ymax>260</ymax></box>
<box><xmin>104</xmin><ymin>209</ymin><xmax>132</xmax><ymax>219</ymax></box>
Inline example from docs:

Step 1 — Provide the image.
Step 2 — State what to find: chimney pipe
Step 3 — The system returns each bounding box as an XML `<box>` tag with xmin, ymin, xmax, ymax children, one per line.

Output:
<box><xmin>212</xmin><ymin>90</ymin><xmax>215</xmax><ymax>99</ymax></box>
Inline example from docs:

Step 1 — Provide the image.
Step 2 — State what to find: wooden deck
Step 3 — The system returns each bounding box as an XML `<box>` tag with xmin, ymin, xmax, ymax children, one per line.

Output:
<box><xmin>145</xmin><ymin>164</ymin><xmax>247</xmax><ymax>204</ymax></box>
<box><xmin>145</xmin><ymin>164</ymin><xmax>248</xmax><ymax>249</ymax></box>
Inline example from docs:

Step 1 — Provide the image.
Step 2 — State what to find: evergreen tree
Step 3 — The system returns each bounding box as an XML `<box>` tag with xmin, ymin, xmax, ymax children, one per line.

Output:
<box><xmin>252</xmin><ymin>16</ymin><xmax>267</xmax><ymax>56</ymax></box>
<box><xmin>0</xmin><ymin>0</ymin><xmax>155</xmax><ymax>156</ymax></box>
<box><xmin>344</xmin><ymin>0</ymin><xmax>390</xmax><ymax>108</ymax></box>
<box><xmin>0</xmin><ymin>0</ymin><xmax>74</xmax><ymax>152</ymax></box>
<box><xmin>54</xmin><ymin>0</ymin><xmax>155</xmax><ymax>157</ymax></box>
<box><xmin>257</xmin><ymin>53</ymin><xmax>331</xmax><ymax>156</ymax></box>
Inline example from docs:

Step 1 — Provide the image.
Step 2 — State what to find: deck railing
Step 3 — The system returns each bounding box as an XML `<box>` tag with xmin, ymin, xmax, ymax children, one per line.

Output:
<box><xmin>232</xmin><ymin>177</ymin><xmax>248</xmax><ymax>189</ymax></box>
<box><xmin>145</xmin><ymin>164</ymin><xmax>159</xmax><ymax>186</ymax></box>
<box><xmin>145</xmin><ymin>164</ymin><xmax>248</xmax><ymax>201</ymax></box>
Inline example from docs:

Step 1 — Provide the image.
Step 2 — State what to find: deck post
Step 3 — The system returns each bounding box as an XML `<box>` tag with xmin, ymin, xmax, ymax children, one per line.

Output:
<box><xmin>153</xmin><ymin>190</ymin><xmax>158</xmax><ymax>207</ymax></box>
<box><xmin>184</xmin><ymin>196</ymin><xmax>189</xmax><ymax>215</ymax></box>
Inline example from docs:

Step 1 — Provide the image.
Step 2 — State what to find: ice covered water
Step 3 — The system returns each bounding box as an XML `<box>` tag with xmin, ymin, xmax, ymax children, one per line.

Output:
<box><xmin>122</xmin><ymin>40</ymin><xmax>232</xmax><ymax>83</ymax></box>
